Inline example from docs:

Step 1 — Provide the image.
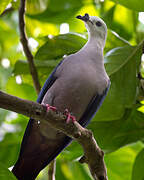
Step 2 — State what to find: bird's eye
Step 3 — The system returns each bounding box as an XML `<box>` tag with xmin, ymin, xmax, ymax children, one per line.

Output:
<box><xmin>96</xmin><ymin>21</ymin><xmax>102</xmax><ymax>27</ymax></box>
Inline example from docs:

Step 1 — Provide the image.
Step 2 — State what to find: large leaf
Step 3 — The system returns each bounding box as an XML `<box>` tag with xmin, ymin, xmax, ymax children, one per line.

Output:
<box><xmin>6</xmin><ymin>77</ymin><xmax>37</xmax><ymax>101</ymax></box>
<box><xmin>0</xmin><ymin>112</ymin><xmax>30</xmax><ymax>167</ymax></box>
<box><xmin>111</xmin><ymin>0</ymin><xmax>144</xmax><ymax>12</ymax></box>
<box><xmin>0</xmin><ymin>0</ymin><xmax>12</xmax><ymax>15</ymax></box>
<box><xmin>27</xmin><ymin>0</ymin><xmax>84</xmax><ymax>23</ymax></box>
<box><xmin>90</xmin><ymin>107</ymin><xmax>144</xmax><ymax>152</ymax></box>
<box><xmin>26</xmin><ymin>0</ymin><xmax>49</xmax><ymax>14</ymax></box>
<box><xmin>0</xmin><ymin>19</ymin><xmax>19</xmax><ymax>60</ymax></box>
<box><xmin>105</xmin><ymin>30</ymin><xmax>130</xmax><ymax>53</ymax></box>
<box><xmin>13</xmin><ymin>59</ymin><xmax>60</xmax><ymax>75</ymax></box>
<box><xmin>0</xmin><ymin>162</ymin><xmax>16</xmax><ymax>180</ymax></box>
<box><xmin>132</xmin><ymin>148</ymin><xmax>144</xmax><ymax>180</ymax></box>
<box><xmin>35</xmin><ymin>33</ymin><xmax>86</xmax><ymax>60</ymax></box>
<box><xmin>105</xmin><ymin>142</ymin><xmax>144</xmax><ymax>180</ymax></box>
<box><xmin>112</xmin><ymin>4</ymin><xmax>138</xmax><ymax>40</ymax></box>
<box><xmin>0</xmin><ymin>133</ymin><xmax>21</xmax><ymax>167</ymax></box>
<box><xmin>101</xmin><ymin>1</ymin><xmax>138</xmax><ymax>40</ymax></box>
<box><xmin>95</xmin><ymin>43</ymin><xmax>142</xmax><ymax>121</ymax></box>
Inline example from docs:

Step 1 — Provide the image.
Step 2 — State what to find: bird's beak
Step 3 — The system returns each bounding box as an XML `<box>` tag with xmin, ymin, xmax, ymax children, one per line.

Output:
<box><xmin>76</xmin><ymin>13</ymin><xmax>89</xmax><ymax>22</ymax></box>
<box><xmin>76</xmin><ymin>13</ymin><xmax>93</xmax><ymax>25</ymax></box>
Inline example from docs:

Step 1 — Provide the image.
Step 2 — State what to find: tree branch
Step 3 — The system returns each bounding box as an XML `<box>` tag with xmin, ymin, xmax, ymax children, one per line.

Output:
<box><xmin>19</xmin><ymin>0</ymin><xmax>41</xmax><ymax>94</ymax></box>
<box><xmin>0</xmin><ymin>90</ymin><xmax>107</xmax><ymax>180</ymax></box>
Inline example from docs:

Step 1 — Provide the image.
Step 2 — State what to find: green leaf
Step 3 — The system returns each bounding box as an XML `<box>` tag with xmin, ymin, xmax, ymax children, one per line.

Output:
<box><xmin>0</xmin><ymin>162</ymin><xmax>17</xmax><ymax>180</ymax></box>
<box><xmin>6</xmin><ymin>77</ymin><xmax>37</xmax><ymax>101</ymax></box>
<box><xmin>105</xmin><ymin>30</ymin><xmax>130</xmax><ymax>53</ymax></box>
<box><xmin>0</xmin><ymin>114</ymin><xmax>28</xmax><ymax>167</ymax></box>
<box><xmin>132</xmin><ymin>149</ymin><xmax>144</xmax><ymax>180</ymax></box>
<box><xmin>0</xmin><ymin>134</ymin><xmax>20</xmax><ymax>167</ymax></box>
<box><xmin>89</xmin><ymin>107</ymin><xmax>144</xmax><ymax>152</ymax></box>
<box><xmin>0</xmin><ymin>0</ymin><xmax>12</xmax><ymax>15</ymax></box>
<box><xmin>95</xmin><ymin>43</ymin><xmax>142</xmax><ymax>121</ymax></box>
<box><xmin>56</xmin><ymin>160</ymin><xmax>92</xmax><ymax>180</ymax></box>
<box><xmin>111</xmin><ymin>0</ymin><xmax>144</xmax><ymax>12</ymax></box>
<box><xmin>105</xmin><ymin>45</ymin><xmax>135</xmax><ymax>76</ymax></box>
<box><xmin>101</xmin><ymin>5</ymin><xmax>116</xmax><ymax>28</ymax></box>
<box><xmin>101</xmin><ymin>2</ymin><xmax>138</xmax><ymax>40</ymax></box>
<box><xmin>35</xmin><ymin>33</ymin><xmax>86</xmax><ymax>60</ymax></box>
<box><xmin>26</xmin><ymin>0</ymin><xmax>49</xmax><ymax>14</ymax></box>
<box><xmin>27</xmin><ymin>0</ymin><xmax>83</xmax><ymax>23</ymax></box>
<box><xmin>105</xmin><ymin>142</ymin><xmax>144</xmax><ymax>180</ymax></box>
<box><xmin>0</xmin><ymin>66</ymin><xmax>12</xmax><ymax>90</ymax></box>
<box><xmin>13</xmin><ymin>59</ymin><xmax>60</xmax><ymax>75</ymax></box>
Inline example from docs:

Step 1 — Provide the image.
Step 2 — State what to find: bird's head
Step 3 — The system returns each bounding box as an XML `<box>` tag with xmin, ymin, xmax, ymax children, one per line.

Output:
<box><xmin>76</xmin><ymin>13</ymin><xmax>107</xmax><ymax>47</ymax></box>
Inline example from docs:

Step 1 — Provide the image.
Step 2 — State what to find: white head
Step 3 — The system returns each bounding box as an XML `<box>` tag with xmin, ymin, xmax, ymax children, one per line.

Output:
<box><xmin>77</xmin><ymin>13</ymin><xmax>107</xmax><ymax>48</ymax></box>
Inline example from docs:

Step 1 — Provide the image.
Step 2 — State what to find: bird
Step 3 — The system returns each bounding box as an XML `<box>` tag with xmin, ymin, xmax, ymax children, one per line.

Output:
<box><xmin>12</xmin><ymin>13</ymin><xmax>110</xmax><ymax>180</ymax></box>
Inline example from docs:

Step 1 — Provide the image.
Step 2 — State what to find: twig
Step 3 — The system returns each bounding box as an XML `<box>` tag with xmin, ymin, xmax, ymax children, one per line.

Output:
<box><xmin>0</xmin><ymin>90</ymin><xmax>108</xmax><ymax>180</ymax></box>
<box><xmin>19</xmin><ymin>0</ymin><xmax>41</xmax><ymax>94</ymax></box>
<box><xmin>48</xmin><ymin>159</ymin><xmax>56</xmax><ymax>180</ymax></box>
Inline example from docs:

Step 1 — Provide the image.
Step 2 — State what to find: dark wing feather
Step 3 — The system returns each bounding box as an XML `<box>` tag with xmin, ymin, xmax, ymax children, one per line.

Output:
<box><xmin>79</xmin><ymin>80</ymin><xmax>110</xmax><ymax>127</ymax></box>
<box><xmin>37</xmin><ymin>60</ymin><xmax>63</xmax><ymax>103</ymax></box>
<box><xmin>18</xmin><ymin>60</ymin><xmax>63</xmax><ymax>156</ymax></box>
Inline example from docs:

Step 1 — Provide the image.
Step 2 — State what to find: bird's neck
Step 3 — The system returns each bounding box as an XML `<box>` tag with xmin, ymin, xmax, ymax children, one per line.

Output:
<box><xmin>80</xmin><ymin>37</ymin><xmax>105</xmax><ymax>57</ymax></box>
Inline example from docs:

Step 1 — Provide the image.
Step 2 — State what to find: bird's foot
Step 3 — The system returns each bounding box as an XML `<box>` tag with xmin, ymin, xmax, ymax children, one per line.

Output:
<box><xmin>64</xmin><ymin>109</ymin><xmax>76</xmax><ymax>123</ymax></box>
<box><xmin>45</xmin><ymin>104</ymin><xmax>57</xmax><ymax>112</ymax></box>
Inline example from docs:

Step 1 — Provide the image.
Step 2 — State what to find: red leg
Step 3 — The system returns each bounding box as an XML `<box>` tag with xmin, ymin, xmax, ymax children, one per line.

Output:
<box><xmin>45</xmin><ymin>104</ymin><xmax>57</xmax><ymax>112</ymax></box>
<box><xmin>64</xmin><ymin>109</ymin><xmax>76</xmax><ymax>123</ymax></box>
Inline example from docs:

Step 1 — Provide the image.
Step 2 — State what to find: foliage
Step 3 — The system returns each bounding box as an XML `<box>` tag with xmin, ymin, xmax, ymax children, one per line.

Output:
<box><xmin>0</xmin><ymin>0</ymin><xmax>144</xmax><ymax>179</ymax></box>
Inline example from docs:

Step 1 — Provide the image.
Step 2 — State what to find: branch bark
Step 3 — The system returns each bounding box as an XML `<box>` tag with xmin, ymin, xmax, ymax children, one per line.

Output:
<box><xmin>0</xmin><ymin>90</ymin><xmax>107</xmax><ymax>180</ymax></box>
<box><xmin>19</xmin><ymin>0</ymin><xmax>41</xmax><ymax>94</ymax></box>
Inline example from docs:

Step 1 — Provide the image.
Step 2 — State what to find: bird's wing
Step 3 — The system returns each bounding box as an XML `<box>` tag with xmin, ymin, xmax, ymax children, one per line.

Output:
<box><xmin>37</xmin><ymin>60</ymin><xmax>63</xmax><ymax>103</ymax></box>
<box><xmin>18</xmin><ymin>60</ymin><xmax>64</xmax><ymax>156</ymax></box>
<box><xmin>79</xmin><ymin>80</ymin><xmax>110</xmax><ymax>127</ymax></box>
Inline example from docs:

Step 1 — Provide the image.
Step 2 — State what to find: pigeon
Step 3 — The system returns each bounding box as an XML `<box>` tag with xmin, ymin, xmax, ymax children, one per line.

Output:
<box><xmin>12</xmin><ymin>13</ymin><xmax>110</xmax><ymax>180</ymax></box>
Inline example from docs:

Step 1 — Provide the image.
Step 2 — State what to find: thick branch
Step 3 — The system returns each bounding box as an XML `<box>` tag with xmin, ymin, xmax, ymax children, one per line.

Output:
<box><xmin>19</xmin><ymin>0</ymin><xmax>41</xmax><ymax>94</ymax></box>
<box><xmin>0</xmin><ymin>90</ymin><xmax>107</xmax><ymax>180</ymax></box>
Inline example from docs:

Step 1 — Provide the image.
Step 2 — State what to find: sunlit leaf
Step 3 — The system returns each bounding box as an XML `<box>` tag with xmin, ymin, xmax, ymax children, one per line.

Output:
<box><xmin>105</xmin><ymin>30</ymin><xmax>130</xmax><ymax>52</ymax></box>
<box><xmin>132</xmin><ymin>148</ymin><xmax>144</xmax><ymax>180</ymax></box>
<box><xmin>105</xmin><ymin>142</ymin><xmax>144</xmax><ymax>180</ymax></box>
<box><xmin>0</xmin><ymin>162</ymin><xmax>16</xmax><ymax>180</ymax></box>
<box><xmin>95</xmin><ymin>42</ymin><xmax>142</xmax><ymax>121</ymax></box>
<box><xmin>111</xmin><ymin>0</ymin><xmax>144</xmax><ymax>12</ymax></box>
<box><xmin>0</xmin><ymin>0</ymin><xmax>12</xmax><ymax>15</ymax></box>
<box><xmin>26</xmin><ymin>0</ymin><xmax>84</xmax><ymax>23</ymax></box>
<box><xmin>35</xmin><ymin>33</ymin><xmax>86</xmax><ymax>60</ymax></box>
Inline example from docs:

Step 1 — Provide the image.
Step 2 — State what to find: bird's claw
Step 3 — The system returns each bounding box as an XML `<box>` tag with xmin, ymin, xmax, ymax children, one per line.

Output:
<box><xmin>45</xmin><ymin>104</ymin><xmax>57</xmax><ymax>112</ymax></box>
<box><xmin>64</xmin><ymin>109</ymin><xmax>76</xmax><ymax>123</ymax></box>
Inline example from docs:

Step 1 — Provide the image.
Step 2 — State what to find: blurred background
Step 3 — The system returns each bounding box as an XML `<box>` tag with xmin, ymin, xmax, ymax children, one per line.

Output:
<box><xmin>0</xmin><ymin>0</ymin><xmax>144</xmax><ymax>179</ymax></box>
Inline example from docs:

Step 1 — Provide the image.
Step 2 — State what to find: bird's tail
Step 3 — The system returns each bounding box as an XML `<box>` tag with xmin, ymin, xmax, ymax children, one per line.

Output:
<box><xmin>12</xmin><ymin>118</ymin><xmax>72</xmax><ymax>180</ymax></box>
